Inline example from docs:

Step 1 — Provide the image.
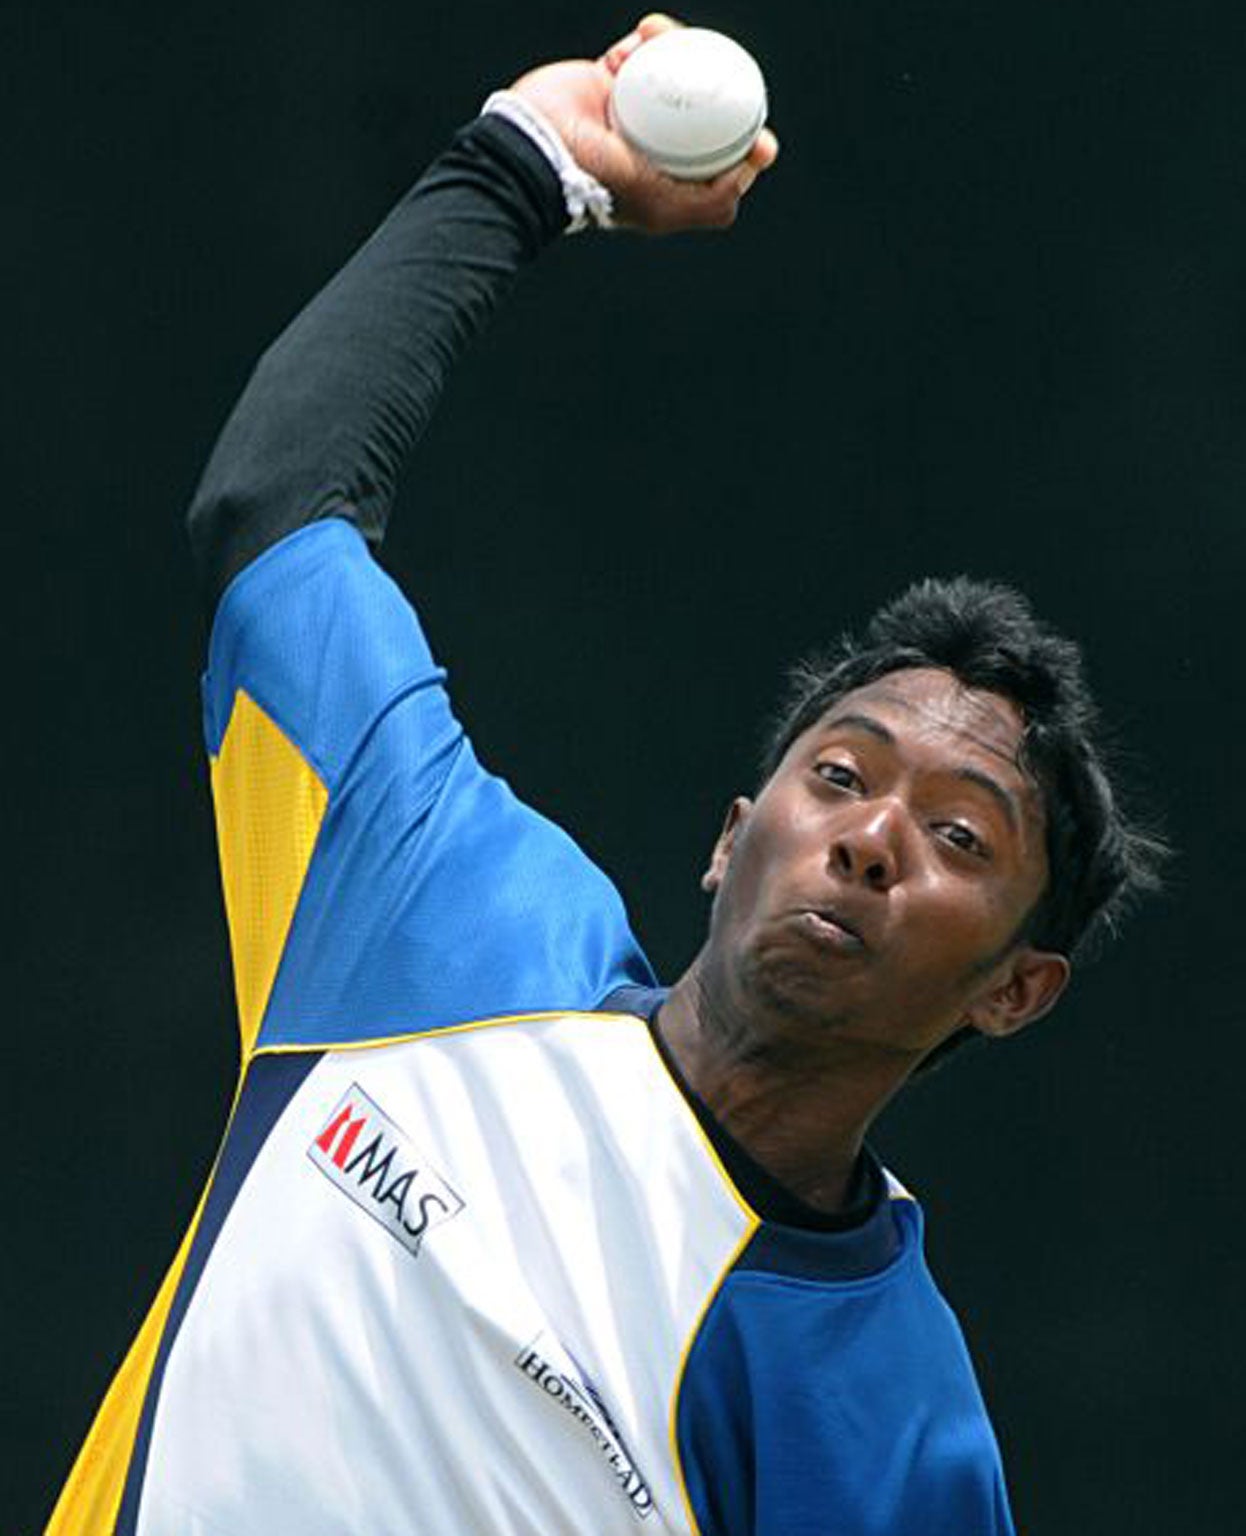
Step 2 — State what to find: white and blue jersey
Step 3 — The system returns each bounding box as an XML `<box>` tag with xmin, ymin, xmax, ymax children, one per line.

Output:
<box><xmin>48</xmin><ymin>114</ymin><xmax>1016</xmax><ymax>1535</ymax></box>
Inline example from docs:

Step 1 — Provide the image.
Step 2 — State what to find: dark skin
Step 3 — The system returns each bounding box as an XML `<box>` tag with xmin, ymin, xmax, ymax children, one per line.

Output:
<box><xmin>657</xmin><ymin>667</ymin><xmax>1071</xmax><ymax>1214</ymax></box>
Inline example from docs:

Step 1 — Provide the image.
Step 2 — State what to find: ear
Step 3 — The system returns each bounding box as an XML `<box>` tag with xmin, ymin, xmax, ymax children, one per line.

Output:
<box><xmin>963</xmin><ymin>947</ymin><xmax>1071</xmax><ymax>1039</ymax></box>
<box><xmin>701</xmin><ymin>797</ymin><xmax>753</xmax><ymax>894</ymax></box>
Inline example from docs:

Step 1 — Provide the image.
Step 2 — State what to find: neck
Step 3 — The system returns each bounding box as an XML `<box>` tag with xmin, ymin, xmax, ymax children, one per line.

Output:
<box><xmin>657</xmin><ymin>952</ymin><xmax>923</xmax><ymax>1214</ymax></box>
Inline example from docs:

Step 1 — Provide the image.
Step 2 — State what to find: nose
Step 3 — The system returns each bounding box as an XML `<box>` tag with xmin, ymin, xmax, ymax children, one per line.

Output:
<box><xmin>831</xmin><ymin>799</ymin><xmax>903</xmax><ymax>891</ymax></box>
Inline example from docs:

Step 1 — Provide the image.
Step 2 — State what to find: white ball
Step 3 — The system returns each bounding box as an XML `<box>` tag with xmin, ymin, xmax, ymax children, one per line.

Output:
<box><xmin>610</xmin><ymin>28</ymin><xmax>768</xmax><ymax>181</ymax></box>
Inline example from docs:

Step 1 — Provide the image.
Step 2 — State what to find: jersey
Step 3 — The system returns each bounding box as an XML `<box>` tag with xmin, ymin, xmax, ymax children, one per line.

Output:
<box><xmin>48</xmin><ymin>516</ymin><xmax>1016</xmax><ymax>1535</ymax></box>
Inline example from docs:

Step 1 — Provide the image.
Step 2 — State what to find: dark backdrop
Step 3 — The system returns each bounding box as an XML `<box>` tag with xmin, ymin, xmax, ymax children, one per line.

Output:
<box><xmin>10</xmin><ymin>2</ymin><xmax>1244</xmax><ymax>1531</ymax></box>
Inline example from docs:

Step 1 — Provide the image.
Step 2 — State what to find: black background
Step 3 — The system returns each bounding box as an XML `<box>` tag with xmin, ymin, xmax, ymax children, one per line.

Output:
<box><xmin>10</xmin><ymin>2</ymin><xmax>1244</xmax><ymax>1531</ymax></box>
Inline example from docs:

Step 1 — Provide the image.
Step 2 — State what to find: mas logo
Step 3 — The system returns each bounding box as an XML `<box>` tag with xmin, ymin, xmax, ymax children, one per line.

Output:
<box><xmin>308</xmin><ymin>1084</ymin><xmax>464</xmax><ymax>1258</ymax></box>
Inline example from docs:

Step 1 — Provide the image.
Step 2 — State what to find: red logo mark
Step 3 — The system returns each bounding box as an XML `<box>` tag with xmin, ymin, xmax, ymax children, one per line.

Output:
<box><xmin>315</xmin><ymin>1102</ymin><xmax>366</xmax><ymax>1168</ymax></box>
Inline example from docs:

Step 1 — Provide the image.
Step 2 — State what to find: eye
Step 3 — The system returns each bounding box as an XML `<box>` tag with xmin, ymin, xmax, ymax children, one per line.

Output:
<box><xmin>814</xmin><ymin>761</ymin><xmax>862</xmax><ymax>791</ymax></box>
<box><xmin>937</xmin><ymin>821</ymin><xmax>990</xmax><ymax>859</ymax></box>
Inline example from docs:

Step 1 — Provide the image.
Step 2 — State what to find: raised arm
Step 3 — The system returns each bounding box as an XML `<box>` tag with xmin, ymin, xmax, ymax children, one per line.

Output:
<box><xmin>186</xmin><ymin>15</ymin><xmax>777</xmax><ymax>608</ymax></box>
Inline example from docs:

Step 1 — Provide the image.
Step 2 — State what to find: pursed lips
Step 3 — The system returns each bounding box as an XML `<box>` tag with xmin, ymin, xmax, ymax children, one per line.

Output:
<box><xmin>799</xmin><ymin>905</ymin><xmax>868</xmax><ymax>952</ymax></box>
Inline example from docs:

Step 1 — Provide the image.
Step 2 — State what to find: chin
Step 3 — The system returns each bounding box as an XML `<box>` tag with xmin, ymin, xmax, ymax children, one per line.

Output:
<box><xmin>741</xmin><ymin>950</ymin><xmax>858</xmax><ymax>1036</ymax></box>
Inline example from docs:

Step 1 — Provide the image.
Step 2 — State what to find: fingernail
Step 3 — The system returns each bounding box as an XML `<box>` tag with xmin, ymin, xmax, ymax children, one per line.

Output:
<box><xmin>737</xmin><ymin>166</ymin><xmax>757</xmax><ymax>196</ymax></box>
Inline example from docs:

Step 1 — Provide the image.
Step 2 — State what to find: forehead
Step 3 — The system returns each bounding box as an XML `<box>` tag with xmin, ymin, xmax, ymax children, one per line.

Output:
<box><xmin>821</xmin><ymin>667</ymin><xmax>1028</xmax><ymax>763</ymax></box>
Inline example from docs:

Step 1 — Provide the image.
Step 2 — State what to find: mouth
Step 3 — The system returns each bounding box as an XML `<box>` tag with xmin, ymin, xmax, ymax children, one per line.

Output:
<box><xmin>799</xmin><ymin>907</ymin><xmax>867</xmax><ymax>953</ymax></box>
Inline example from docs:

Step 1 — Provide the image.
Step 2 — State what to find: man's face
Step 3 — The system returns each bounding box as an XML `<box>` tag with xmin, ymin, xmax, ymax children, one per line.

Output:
<box><xmin>700</xmin><ymin>667</ymin><xmax>1067</xmax><ymax>1057</ymax></box>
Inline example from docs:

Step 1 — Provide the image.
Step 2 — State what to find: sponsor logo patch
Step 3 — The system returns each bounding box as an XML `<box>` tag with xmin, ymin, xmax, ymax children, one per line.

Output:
<box><xmin>309</xmin><ymin>1084</ymin><xmax>464</xmax><ymax>1258</ymax></box>
<box><xmin>515</xmin><ymin>1332</ymin><xmax>653</xmax><ymax>1519</ymax></box>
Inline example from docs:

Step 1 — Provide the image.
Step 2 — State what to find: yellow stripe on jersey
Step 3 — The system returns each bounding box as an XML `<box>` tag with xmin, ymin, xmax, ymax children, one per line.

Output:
<box><xmin>210</xmin><ymin>688</ymin><xmax>329</xmax><ymax>1057</ymax></box>
<box><xmin>46</xmin><ymin>694</ymin><xmax>327</xmax><ymax>1530</ymax></box>
<box><xmin>44</xmin><ymin>1183</ymin><xmax>211</xmax><ymax>1535</ymax></box>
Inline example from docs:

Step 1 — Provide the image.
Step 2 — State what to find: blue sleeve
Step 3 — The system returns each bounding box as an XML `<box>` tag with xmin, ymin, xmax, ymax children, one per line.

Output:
<box><xmin>675</xmin><ymin>1205</ymin><xmax>1016</xmax><ymax>1536</ymax></box>
<box><xmin>204</xmin><ymin>518</ymin><xmax>655</xmax><ymax>1052</ymax></box>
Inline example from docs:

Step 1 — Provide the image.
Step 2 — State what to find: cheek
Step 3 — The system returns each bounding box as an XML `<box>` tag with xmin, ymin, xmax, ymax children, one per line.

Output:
<box><xmin>715</xmin><ymin>819</ymin><xmax>796</xmax><ymax>922</ymax></box>
<box><xmin>714</xmin><ymin>844</ymin><xmax>766</xmax><ymax>926</ymax></box>
<box><xmin>751</xmin><ymin>798</ymin><xmax>822</xmax><ymax>869</ymax></box>
<box><xmin>901</xmin><ymin>876</ymin><xmax>1011</xmax><ymax>966</ymax></box>
<box><xmin>951</xmin><ymin>893</ymin><xmax>1029</xmax><ymax>982</ymax></box>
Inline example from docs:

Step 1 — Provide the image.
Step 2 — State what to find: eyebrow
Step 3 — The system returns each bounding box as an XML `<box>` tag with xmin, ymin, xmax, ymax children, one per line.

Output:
<box><xmin>822</xmin><ymin>712</ymin><xmax>896</xmax><ymax>745</ymax></box>
<box><xmin>955</xmin><ymin>765</ymin><xmax>1021</xmax><ymax>832</ymax></box>
<box><xmin>819</xmin><ymin>712</ymin><xmax>1023</xmax><ymax>832</ymax></box>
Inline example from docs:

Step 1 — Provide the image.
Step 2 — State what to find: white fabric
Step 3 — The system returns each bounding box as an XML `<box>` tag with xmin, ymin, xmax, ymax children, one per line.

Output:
<box><xmin>136</xmin><ymin>1013</ymin><xmax>753</xmax><ymax>1535</ymax></box>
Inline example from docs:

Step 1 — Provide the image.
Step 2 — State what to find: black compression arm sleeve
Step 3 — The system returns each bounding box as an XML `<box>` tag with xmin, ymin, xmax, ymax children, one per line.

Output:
<box><xmin>186</xmin><ymin>114</ymin><xmax>567</xmax><ymax>611</ymax></box>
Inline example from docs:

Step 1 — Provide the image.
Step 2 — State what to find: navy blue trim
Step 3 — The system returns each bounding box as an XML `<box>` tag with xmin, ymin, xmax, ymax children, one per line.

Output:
<box><xmin>734</xmin><ymin>1200</ymin><xmax>902</xmax><ymax>1283</ymax></box>
<box><xmin>116</xmin><ymin>1051</ymin><xmax>322</xmax><ymax>1532</ymax></box>
<box><xmin>599</xmin><ymin>983</ymin><xmax>668</xmax><ymax>1020</ymax></box>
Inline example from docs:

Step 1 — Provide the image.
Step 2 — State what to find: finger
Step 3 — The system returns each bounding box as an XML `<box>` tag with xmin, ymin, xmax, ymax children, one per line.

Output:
<box><xmin>684</xmin><ymin>137</ymin><xmax>772</xmax><ymax>205</ymax></box>
<box><xmin>669</xmin><ymin>167</ymin><xmax>749</xmax><ymax>228</ymax></box>
<box><xmin>602</xmin><ymin>13</ymin><xmax>682</xmax><ymax>73</ymax></box>
<box><xmin>636</xmin><ymin>12</ymin><xmax>683</xmax><ymax>41</ymax></box>
<box><xmin>748</xmin><ymin>127</ymin><xmax>780</xmax><ymax>171</ymax></box>
<box><xmin>650</xmin><ymin>145</ymin><xmax>763</xmax><ymax>218</ymax></box>
<box><xmin>600</xmin><ymin>28</ymin><xmax>642</xmax><ymax>74</ymax></box>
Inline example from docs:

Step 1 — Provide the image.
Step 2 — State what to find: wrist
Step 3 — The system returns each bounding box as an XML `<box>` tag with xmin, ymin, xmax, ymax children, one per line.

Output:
<box><xmin>480</xmin><ymin>90</ymin><xmax>615</xmax><ymax>234</ymax></box>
